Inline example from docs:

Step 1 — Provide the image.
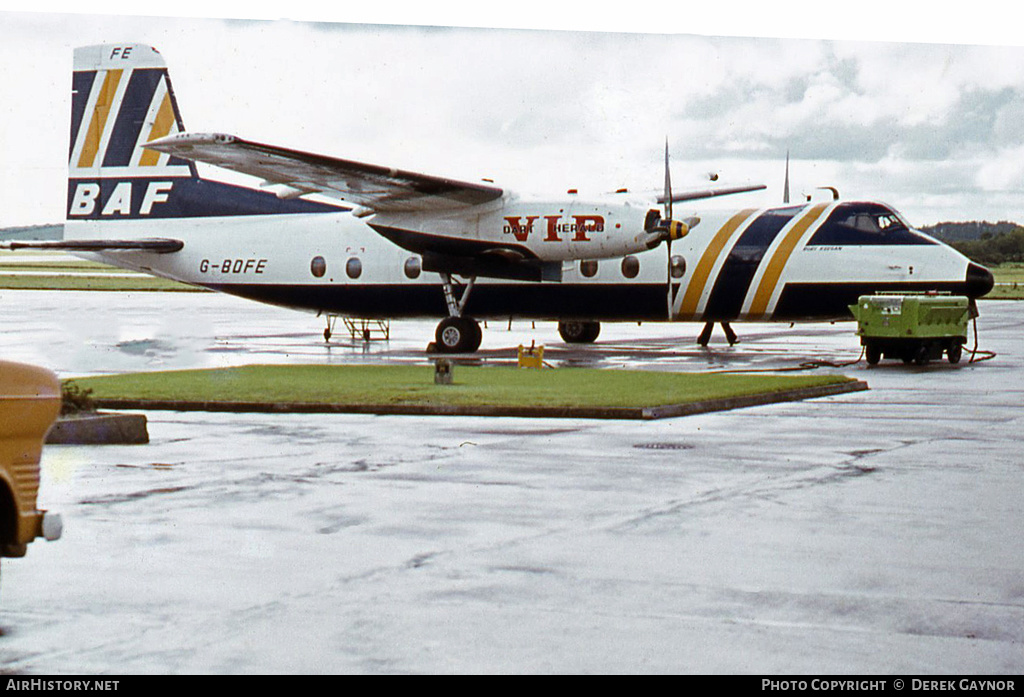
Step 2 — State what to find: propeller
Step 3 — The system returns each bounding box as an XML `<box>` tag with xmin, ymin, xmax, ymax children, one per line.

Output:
<box><xmin>633</xmin><ymin>141</ymin><xmax>703</xmax><ymax>317</ymax></box>
<box><xmin>658</xmin><ymin>141</ymin><xmax>697</xmax><ymax>319</ymax></box>
<box><xmin>637</xmin><ymin>146</ymin><xmax>698</xmax><ymax>252</ymax></box>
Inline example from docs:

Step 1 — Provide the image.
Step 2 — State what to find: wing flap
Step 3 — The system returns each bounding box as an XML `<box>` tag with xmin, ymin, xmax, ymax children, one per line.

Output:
<box><xmin>145</xmin><ymin>133</ymin><xmax>505</xmax><ymax>212</ymax></box>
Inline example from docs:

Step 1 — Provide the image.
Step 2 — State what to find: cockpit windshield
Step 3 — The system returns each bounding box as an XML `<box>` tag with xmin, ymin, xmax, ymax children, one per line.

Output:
<box><xmin>808</xmin><ymin>203</ymin><xmax>935</xmax><ymax>246</ymax></box>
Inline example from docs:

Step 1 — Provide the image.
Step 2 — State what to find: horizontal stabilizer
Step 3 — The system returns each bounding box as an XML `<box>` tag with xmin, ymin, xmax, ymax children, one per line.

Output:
<box><xmin>0</xmin><ymin>238</ymin><xmax>184</xmax><ymax>253</ymax></box>
<box><xmin>658</xmin><ymin>184</ymin><xmax>766</xmax><ymax>204</ymax></box>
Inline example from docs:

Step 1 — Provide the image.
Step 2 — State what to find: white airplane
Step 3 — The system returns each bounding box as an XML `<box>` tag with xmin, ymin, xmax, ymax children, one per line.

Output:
<box><xmin>4</xmin><ymin>44</ymin><xmax>994</xmax><ymax>353</ymax></box>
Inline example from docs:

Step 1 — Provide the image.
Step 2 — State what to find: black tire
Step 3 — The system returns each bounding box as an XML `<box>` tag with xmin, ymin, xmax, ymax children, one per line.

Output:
<box><xmin>914</xmin><ymin>343</ymin><xmax>930</xmax><ymax>366</ymax></box>
<box><xmin>435</xmin><ymin>317</ymin><xmax>482</xmax><ymax>353</ymax></box>
<box><xmin>865</xmin><ymin>344</ymin><xmax>881</xmax><ymax>366</ymax></box>
<box><xmin>948</xmin><ymin>342</ymin><xmax>962</xmax><ymax>364</ymax></box>
<box><xmin>558</xmin><ymin>320</ymin><xmax>600</xmax><ymax>344</ymax></box>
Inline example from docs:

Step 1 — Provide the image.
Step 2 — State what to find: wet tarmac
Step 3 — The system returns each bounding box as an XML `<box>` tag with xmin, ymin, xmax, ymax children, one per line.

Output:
<box><xmin>0</xmin><ymin>289</ymin><xmax>1021</xmax><ymax>674</ymax></box>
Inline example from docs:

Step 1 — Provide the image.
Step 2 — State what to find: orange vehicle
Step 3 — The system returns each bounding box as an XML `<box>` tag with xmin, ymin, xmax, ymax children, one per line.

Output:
<box><xmin>0</xmin><ymin>361</ymin><xmax>62</xmax><ymax>567</ymax></box>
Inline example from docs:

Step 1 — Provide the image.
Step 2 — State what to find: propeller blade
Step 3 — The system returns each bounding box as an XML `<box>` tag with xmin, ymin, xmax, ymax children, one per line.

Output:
<box><xmin>666</xmin><ymin>237</ymin><xmax>674</xmax><ymax>320</ymax></box>
<box><xmin>664</xmin><ymin>139</ymin><xmax>673</xmax><ymax>221</ymax></box>
<box><xmin>783</xmin><ymin>150</ymin><xmax>790</xmax><ymax>204</ymax></box>
<box><xmin>664</xmin><ymin>140</ymin><xmax>674</xmax><ymax>320</ymax></box>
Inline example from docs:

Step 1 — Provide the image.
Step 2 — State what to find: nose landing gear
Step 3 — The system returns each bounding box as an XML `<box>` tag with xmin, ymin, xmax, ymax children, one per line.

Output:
<box><xmin>697</xmin><ymin>321</ymin><xmax>738</xmax><ymax>346</ymax></box>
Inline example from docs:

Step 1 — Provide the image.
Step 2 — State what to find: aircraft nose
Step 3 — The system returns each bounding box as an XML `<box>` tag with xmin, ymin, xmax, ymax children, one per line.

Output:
<box><xmin>965</xmin><ymin>263</ymin><xmax>995</xmax><ymax>298</ymax></box>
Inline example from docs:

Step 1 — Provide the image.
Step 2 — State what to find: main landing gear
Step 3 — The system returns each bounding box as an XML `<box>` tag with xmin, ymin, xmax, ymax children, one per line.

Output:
<box><xmin>432</xmin><ymin>273</ymin><xmax>482</xmax><ymax>353</ymax></box>
<box><xmin>557</xmin><ymin>320</ymin><xmax>601</xmax><ymax>344</ymax></box>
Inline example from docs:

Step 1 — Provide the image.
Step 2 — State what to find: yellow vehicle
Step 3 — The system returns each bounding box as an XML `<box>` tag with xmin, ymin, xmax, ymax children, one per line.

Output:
<box><xmin>0</xmin><ymin>361</ymin><xmax>62</xmax><ymax>567</ymax></box>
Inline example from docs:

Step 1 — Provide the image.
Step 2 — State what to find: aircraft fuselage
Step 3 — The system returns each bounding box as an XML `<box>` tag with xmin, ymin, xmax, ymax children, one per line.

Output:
<box><xmin>67</xmin><ymin>198</ymin><xmax>991</xmax><ymax>324</ymax></box>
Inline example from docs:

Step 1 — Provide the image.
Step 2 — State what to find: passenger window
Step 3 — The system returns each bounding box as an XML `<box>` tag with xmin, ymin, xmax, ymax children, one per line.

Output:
<box><xmin>669</xmin><ymin>255</ymin><xmax>686</xmax><ymax>279</ymax></box>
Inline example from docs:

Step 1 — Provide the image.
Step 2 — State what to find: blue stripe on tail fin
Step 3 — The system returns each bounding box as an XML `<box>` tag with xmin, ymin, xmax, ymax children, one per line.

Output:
<box><xmin>68</xmin><ymin>44</ymin><xmax>342</xmax><ymax>220</ymax></box>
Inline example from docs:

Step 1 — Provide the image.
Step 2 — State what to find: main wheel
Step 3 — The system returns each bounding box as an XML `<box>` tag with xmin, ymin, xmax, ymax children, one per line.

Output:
<box><xmin>947</xmin><ymin>342</ymin><xmax>962</xmax><ymax>364</ymax></box>
<box><xmin>435</xmin><ymin>317</ymin><xmax>482</xmax><ymax>353</ymax></box>
<box><xmin>865</xmin><ymin>344</ymin><xmax>881</xmax><ymax>366</ymax></box>
<box><xmin>558</xmin><ymin>320</ymin><xmax>601</xmax><ymax>344</ymax></box>
<box><xmin>914</xmin><ymin>343</ymin><xmax>931</xmax><ymax>366</ymax></box>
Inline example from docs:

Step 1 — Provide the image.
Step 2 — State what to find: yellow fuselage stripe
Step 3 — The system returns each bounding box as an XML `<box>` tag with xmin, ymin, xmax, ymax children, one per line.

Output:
<box><xmin>139</xmin><ymin>91</ymin><xmax>175</xmax><ymax>167</ymax></box>
<box><xmin>679</xmin><ymin>208</ymin><xmax>758</xmax><ymax>317</ymax></box>
<box><xmin>748</xmin><ymin>203</ymin><xmax>830</xmax><ymax>317</ymax></box>
<box><xmin>77</xmin><ymin>69</ymin><xmax>123</xmax><ymax>169</ymax></box>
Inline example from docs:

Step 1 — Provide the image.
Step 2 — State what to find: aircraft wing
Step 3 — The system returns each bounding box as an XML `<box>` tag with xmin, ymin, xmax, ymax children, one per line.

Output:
<box><xmin>658</xmin><ymin>184</ymin><xmax>767</xmax><ymax>204</ymax></box>
<box><xmin>145</xmin><ymin>133</ymin><xmax>505</xmax><ymax>212</ymax></box>
<box><xmin>0</xmin><ymin>239</ymin><xmax>184</xmax><ymax>253</ymax></box>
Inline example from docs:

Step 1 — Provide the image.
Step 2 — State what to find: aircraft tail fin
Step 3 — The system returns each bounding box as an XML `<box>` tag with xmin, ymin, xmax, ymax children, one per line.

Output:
<box><xmin>70</xmin><ymin>45</ymin><xmax>194</xmax><ymax>187</ymax></box>
<box><xmin>67</xmin><ymin>44</ymin><xmax>338</xmax><ymax>222</ymax></box>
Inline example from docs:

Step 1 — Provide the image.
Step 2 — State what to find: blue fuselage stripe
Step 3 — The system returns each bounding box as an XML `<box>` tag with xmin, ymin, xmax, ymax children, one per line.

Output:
<box><xmin>702</xmin><ymin>206</ymin><xmax>802</xmax><ymax>320</ymax></box>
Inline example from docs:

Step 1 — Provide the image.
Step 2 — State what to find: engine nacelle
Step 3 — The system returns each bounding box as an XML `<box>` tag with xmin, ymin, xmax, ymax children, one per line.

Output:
<box><xmin>378</xmin><ymin>198</ymin><xmax>673</xmax><ymax>263</ymax></box>
<box><xmin>635</xmin><ymin>211</ymin><xmax>698</xmax><ymax>250</ymax></box>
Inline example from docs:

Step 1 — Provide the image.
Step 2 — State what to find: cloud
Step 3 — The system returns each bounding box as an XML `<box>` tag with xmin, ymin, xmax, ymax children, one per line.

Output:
<box><xmin>2</xmin><ymin>12</ymin><xmax>1024</xmax><ymax>226</ymax></box>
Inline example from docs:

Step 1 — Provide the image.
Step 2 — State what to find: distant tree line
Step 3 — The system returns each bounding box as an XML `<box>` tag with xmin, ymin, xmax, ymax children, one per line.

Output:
<box><xmin>919</xmin><ymin>220</ymin><xmax>1020</xmax><ymax>243</ymax></box>
<box><xmin>948</xmin><ymin>228</ymin><xmax>1024</xmax><ymax>266</ymax></box>
<box><xmin>919</xmin><ymin>221</ymin><xmax>1024</xmax><ymax>266</ymax></box>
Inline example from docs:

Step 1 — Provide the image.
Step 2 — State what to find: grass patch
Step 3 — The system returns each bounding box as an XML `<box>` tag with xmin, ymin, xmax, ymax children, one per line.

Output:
<box><xmin>990</xmin><ymin>262</ymin><xmax>1024</xmax><ymax>299</ymax></box>
<box><xmin>0</xmin><ymin>260</ymin><xmax>126</xmax><ymax>272</ymax></box>
<box><xmin>0</xmin><ymin>275</ymin><xmax>203</xmax><ymax>292</ymax></box>
<box><xmin>992</xmin><ymin>262</ymin><xmax>1024</xmax><ymax>284</ymax></box>
<box><xmin>68</xmin><ymin>364</ymin><xmax>855</xmax><ymax>411</ymax></box>
<box><xmin>0</xmin><ymin>251</ymin><xmax>203</xmax><ymax>292</ymax></box>
<box><xmin>986</xmin><ymin>285</ymin><xmax>1024</xmax><ymax>300</ymax></box>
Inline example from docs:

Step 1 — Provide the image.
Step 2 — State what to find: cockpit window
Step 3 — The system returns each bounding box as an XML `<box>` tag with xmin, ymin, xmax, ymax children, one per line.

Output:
<box><xmin>808</xmin><ymin>203</ymin><xmax>936</xmax><ymax>246</ymax></box>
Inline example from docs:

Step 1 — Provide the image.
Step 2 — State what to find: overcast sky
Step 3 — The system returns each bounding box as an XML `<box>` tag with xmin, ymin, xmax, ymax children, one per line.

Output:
<box><xmin>3</xmin><ymin>3</ymin><xmax>1024</xmax><ymax>227</ymax></box>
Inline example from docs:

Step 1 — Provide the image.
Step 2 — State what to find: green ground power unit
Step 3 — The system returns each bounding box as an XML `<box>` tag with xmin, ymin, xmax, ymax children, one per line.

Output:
<box><xmin>849</xmin><ymin>293</ymin><xmax>970</xmax><ymax>366</ymax></box>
